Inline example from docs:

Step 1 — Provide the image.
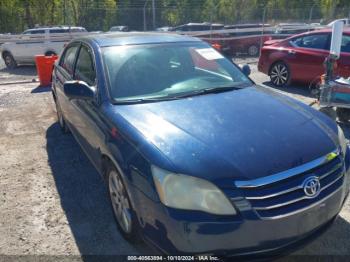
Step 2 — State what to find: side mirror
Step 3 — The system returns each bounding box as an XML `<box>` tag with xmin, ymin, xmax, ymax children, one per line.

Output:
<box><xmin>241</xmin><ymin>64</ymin><xmax>251</xmax><ymax>76</ymax></box>
<box><xmin>63</xmin><ymin>81</ymin><xmax>95</xmax><ymax>100</ymax></box>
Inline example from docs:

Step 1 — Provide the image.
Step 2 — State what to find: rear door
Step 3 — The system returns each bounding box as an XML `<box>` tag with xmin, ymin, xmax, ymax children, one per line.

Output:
<box><xmin>287</xmin><ymin>33</ymin><xmax>330</xmax><ymax>82</ymax></box>
<box><xmin>15</xmin><ymin>29</ymin><xmax>46</xmax><ymax>62</ymax></box>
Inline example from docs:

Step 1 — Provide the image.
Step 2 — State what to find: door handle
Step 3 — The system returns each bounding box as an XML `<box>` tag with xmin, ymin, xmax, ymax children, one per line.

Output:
<box><xmin>288</xmin><ymin>50</ymin><xmax>296</xmax><ymax>55</ymax></box>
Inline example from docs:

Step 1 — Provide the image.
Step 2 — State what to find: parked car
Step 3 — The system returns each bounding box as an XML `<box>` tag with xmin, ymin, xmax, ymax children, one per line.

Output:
<box><xmin>274</xmin><ymin>23</ymin><xmax>316</xmax><ymax>37</ymax></box>
<box><xmin>109</xmin><ymin>26</ymin><xmax>129</xmax><ymax>32</ymax></box>
<box><xmin>156</xmin><ymin>26</ymin><xmax>173</xmax><ymax>32</ymax></box>
<box><xmin>52</xmin><ymin>32</ymin><xmax>350</xmax><ymax>255</ymax></box>
<box><xmin>224</xmin><ymin>23</ymin><xmax>271</xmax><ymax>29</ymax></box>
<box><xmin>258</xmin><ymin>28</ymin><xmax>350</xmax><ymax>87</ymax></box>
<box><xmin>0</xmin><ymin>26</ymin><xmax>87</xmax><ymax>69</ymax></box>
<box><xmin>22</xmin><ymin>26</ymin><xmax>87</xmax><ymax>35</ymax></box>
<box><xmin>170</xmin><ymin>22</ymin><xmax>224</xmax><ymax>32</ymax></box>
<box><xmin>203</xmin><ymin>28</ymin><xmax>273</xmax><ymax>57</ymax></box>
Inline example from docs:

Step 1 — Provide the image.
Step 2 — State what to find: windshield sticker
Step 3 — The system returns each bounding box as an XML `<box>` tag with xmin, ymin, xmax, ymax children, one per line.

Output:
<box><xmin>195</xmin><ymin>48</ymin><xmax>224</xmax><ymax>60</ymax></box>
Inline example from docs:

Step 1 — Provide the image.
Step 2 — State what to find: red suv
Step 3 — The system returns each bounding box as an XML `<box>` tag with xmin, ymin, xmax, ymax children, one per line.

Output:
<box><xmin>258</xmin><ymin>28</ymin><xmax>350</xmax><ymax>87</ymax></box>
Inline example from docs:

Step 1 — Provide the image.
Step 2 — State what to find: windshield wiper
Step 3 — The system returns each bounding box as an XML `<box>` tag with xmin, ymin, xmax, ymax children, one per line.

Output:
<box><xmin>114</xmin><ymin>86</ymin><xmax>243</xmax><ymax>104</ymax></box>
<box><xmin>172</xmin><ymin>85</ymin><xmax>243</xmax><ymax>99</ymax></box>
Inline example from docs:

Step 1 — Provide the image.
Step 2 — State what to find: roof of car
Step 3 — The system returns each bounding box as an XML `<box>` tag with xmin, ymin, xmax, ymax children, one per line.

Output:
<box><xmin>287</xmin><ymin>27</ymin><xmax>350</xmax><ymax>38</ymax></box>
<box><xmin>79</xmin><ymin>32</ymin><xmax>201</xmax><ymax>47</ymax></box>
<box><xmin>25</xmin><ymin>26</ymin><xmax>85</xmax><ymax>31</ymax></box>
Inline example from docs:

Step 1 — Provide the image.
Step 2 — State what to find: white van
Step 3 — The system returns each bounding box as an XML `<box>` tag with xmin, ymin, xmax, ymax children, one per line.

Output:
<box><xmin>0</xmin><ymin>26</ymin><xmax>87</xmax><ymax>69</ymax></box>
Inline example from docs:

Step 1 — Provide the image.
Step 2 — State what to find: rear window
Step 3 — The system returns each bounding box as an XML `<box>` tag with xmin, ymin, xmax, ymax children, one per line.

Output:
<box><xmin>23</xmin><ymin>30</ymin><xmax>45</xmax><ymax>35</ymax></box>
<box><xmin>70</xmin><ymin>28</ymin><xmax>87</xmax><ymax>32</ymax></box>
<box><xmin>49</xmin><ymin>29</ymin><xmax>69</xmax><ymax>34</ymax></box>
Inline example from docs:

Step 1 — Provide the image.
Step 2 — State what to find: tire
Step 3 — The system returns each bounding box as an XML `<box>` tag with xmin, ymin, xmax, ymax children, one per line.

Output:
<box><xmin>107</xmin><ymin>165</ymin><xmax>140</xmax><ymax>242</ymax></box>
<box><xmin>3</xmin><ymin>52</ymin><xmax>17</xmax><ymax>69</ymax></box>
<box><xmin>55</xmin><ymin>100</ymin><xmax>70</xmax><ymax>133</ymax></box>
<box><xmin>336</xmin><ymin>108</ymin><xmax>350</xmax><ymax>123</ymax></box>
<box><xmin>247</xmin><ymin>45</ymin><xmax>259</xmax><ymax>57</ymax></box>
<box><xmin>269</xmin><ymin>62</ymin><xmax>290</xmax><ymax>87</ymax></box>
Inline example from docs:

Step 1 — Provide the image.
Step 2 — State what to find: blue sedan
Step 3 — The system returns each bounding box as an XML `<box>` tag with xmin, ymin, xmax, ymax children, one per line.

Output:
<box><xmin>52</xmin><ymin>32</ymin><xmax>350</xmax><ymax>255</ymax></box>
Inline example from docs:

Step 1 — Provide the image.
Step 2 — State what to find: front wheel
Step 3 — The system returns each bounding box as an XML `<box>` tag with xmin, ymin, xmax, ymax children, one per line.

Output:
<box><xmin>269</xmin><ymin>62</ymin><xmax>290</xmax><ymax>87</ymax></box>
<box><xmin>108</xmin><ymin>166</ymin><xmax>140</xmax><ymax>242</ymax></box>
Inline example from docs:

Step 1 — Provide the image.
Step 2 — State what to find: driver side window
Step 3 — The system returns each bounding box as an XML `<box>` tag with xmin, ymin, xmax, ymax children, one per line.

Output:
<box><xmin>74</xmin><ymin>45</ymin><xmax>96</xmax><ymax>86</ymax></box>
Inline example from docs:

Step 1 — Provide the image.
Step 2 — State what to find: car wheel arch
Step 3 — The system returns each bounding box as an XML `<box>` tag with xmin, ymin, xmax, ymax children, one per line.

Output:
<box><xmin>101</xmin><ymin>154</ymin><xmax>139</xmax><ymax>213</ymax></box>
<box><xmin>2</xmin><ymin>50</ymin><xmax>14</xmax><ymax>60</ymax></box>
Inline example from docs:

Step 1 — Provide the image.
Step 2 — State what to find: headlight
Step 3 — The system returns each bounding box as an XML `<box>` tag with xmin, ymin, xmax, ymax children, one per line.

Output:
<box><xmin>338</xmin><ymin>125</ymin><xmax>348</xmax><ymax>156</ymax></box>
<box><xmin>152</xmin><ymin>166</ymin><xmax>236</xmax><ymax>215</ymax></box>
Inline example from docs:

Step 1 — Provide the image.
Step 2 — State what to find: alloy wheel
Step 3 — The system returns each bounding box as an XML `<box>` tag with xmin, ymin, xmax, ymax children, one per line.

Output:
<box><xmin>109</xmin><ymin>170</ymin><xmax>132</xmax><ymax>234</ymax></box>
<box><xmin>270</xmin><ymin>63</ymin><xmax>289</xmax><ymax>87</ymax></box>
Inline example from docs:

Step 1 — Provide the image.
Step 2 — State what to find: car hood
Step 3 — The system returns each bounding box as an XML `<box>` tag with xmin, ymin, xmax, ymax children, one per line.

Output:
<box><xmin>113</xmin><ymin>86</ymin><xmax>338</xmax><ymax>183</ymax></box>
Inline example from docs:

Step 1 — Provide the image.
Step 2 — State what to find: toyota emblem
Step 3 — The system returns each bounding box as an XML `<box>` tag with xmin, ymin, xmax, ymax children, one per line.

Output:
<box><xmin>303</xmin><ymin>176</ymin><xmax>321</xmax><ymax>198</ymax></box>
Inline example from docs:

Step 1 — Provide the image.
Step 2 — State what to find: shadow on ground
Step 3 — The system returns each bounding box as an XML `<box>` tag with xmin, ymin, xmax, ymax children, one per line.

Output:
<box><xmin>31</xmin><ymin>85</ymin><xmax>51</xmax><ymax>93</ymax></box>
<box><xmin>46</xmin><ymin>123</ymin><xmax>151</xmax><ymax>261</ymax></box>
<box><xmin>0</xmin><ymin>65</ymin><xmax>37</xmax><ymax>76</ymax></box>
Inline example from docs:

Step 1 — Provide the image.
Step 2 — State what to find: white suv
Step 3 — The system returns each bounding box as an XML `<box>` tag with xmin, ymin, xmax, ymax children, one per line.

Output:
<box><xmin>1</xmin><ymin>26</ymin><xmax>87</xmax><ymax>69</ymax></box>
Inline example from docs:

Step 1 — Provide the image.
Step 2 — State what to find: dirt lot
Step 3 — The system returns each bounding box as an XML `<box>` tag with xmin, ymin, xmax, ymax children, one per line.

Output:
<box><xmin>0</xmin><ymin>58</ymin><xmax>350</xmax><ymax>260</ymax></box>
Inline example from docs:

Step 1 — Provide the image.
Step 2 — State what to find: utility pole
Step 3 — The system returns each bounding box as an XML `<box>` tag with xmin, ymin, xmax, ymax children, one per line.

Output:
<box><xmin>260</xmin><ymin>6</ymin><xmax>267</xmax><ymax>55</ymax></box>
<box><xmin>309</xmin><ymin>3</ymin><xmax>316</xmax><ymax>25</ymax></box>
<box><xmin>63</xmin><ymin>0</ymin><xmax>66</xmax><ymax>25</ymax></box>
<box><xmin>210</xmin><ymin>2</ymin><xmax>220</xmax><ymax>39</ymax></box>
<box><xmin>152</xmin><ymin>0</ymin><xmax>156</xmax><ymax>30</ymax></box>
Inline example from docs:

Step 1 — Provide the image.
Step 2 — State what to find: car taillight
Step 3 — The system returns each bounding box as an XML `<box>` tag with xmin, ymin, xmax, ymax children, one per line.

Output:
<box><xmin>211</xmin><ymin>43</ymin><xmax>222</xmax><ymax>51</ymax></box>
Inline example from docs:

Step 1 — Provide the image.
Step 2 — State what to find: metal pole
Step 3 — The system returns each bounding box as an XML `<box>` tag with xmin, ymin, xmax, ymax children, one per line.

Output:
<box><xmin>152</xmin><ymin>0</ymin><xmax>156</xmax><ymax>30</ymax></box>
<box><xmin>143</xmin><ymin>0</ymin><xmax>149</xmax><ymax>31</ymax></box>
<box><xmin>210</xmin><ymin>2</ymin><xmax>220</xmax><ymax>39</ymax></box>
<box><xmin>260</xmin><ymin>7</ymin><xmax>266</xmax><ymax>55</ymax></box>
<box><xmin>63</xmin><ymin>0</ymin><xmax>66</xmax><ymax>25</ymax></box>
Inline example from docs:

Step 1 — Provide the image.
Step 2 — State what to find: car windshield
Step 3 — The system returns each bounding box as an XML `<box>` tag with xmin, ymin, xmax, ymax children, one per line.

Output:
<box><xmin>103</xmin><ymin>42</ymin><xmax>252</xmax><ymax>103</ymax></box>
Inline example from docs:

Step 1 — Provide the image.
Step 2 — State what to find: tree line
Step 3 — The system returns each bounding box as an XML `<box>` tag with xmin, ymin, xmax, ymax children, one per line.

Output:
<box><xmin>0</xmin><ymin>0</ymin><xmax>350</xmax><ymax>33</ymax></box>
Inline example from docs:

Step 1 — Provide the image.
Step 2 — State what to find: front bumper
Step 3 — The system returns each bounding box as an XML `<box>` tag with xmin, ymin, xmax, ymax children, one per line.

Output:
<box><xmin>139</xmin><ymin>182</ymin><xmax>347</xmax><ymax>255</ymax></box>
<box><xmin>133</xmin><ymin>148</ymin><xmax>350</xmax><ymax>255</ymax></box>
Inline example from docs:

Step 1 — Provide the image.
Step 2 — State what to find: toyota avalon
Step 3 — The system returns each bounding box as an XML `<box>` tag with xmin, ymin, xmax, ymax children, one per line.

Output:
<box><xmin>52</xmin><ymin>33</ymin><xmax>350</xmax><ymax>256</ymax></box>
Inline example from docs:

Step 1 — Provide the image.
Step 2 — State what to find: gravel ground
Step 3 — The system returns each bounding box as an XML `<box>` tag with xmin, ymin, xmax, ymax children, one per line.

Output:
<box><xmin>0</xmin><ymin>58</ymin><xmax>350</xmax><ymax>260</ymax></box>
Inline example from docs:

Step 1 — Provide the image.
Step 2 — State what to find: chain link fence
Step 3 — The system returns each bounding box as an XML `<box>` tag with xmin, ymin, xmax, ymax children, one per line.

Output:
<box><xmin>1</xmin><ymin>4</ymin><xmax>350</xmax><ymax>33</ymax></box>
<box><xmin>1</xmin><ymin>3</ymin><xmax>349</xmax><ymax>57</ymax></box>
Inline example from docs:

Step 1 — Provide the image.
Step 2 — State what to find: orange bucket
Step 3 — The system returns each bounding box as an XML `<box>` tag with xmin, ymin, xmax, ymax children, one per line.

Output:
<box><xmin>35</xmin><ymin>55</ymin><xmax>58</xmax><ymax>86</ymax></box>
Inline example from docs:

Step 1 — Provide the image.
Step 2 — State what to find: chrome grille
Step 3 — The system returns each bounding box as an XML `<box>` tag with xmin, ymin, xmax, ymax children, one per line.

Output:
<box><xmin>235</xmin><ymin>150</ymin><xmax>344</xmax><ymax>219</ymax></box>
